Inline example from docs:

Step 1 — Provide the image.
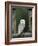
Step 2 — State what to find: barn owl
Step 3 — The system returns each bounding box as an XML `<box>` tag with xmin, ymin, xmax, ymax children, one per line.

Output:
<box><xmin>18</xmin><ymin>19</ymin><xmax>25</xmax><ymax>35</ymax></box>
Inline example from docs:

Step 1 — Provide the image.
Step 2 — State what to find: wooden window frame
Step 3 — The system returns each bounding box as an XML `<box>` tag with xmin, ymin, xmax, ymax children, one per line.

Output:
<box><xmin>5</xmin><ymin>1</ymin><xmax>37</xmax><ymax>45</ymax></box>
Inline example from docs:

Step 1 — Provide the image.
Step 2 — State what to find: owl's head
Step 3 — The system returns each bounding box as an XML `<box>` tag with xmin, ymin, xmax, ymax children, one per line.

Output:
<box><xmin>20</xmin><ymin>19</ymin><xmax>25</xmax><ymax>24</ymax></box>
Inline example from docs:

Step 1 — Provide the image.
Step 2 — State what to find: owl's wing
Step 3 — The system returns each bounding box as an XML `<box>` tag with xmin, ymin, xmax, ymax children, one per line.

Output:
<box><xmin>18</xmin><ymin>24</ymin><xmax>25</xmax><ymax>34</ymax></box>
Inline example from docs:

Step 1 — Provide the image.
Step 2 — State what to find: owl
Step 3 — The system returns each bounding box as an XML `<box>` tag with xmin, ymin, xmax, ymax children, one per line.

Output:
<box><xmin>18</xmin><ymin>19</ymin><xmax>25</xmax><ymax>35</ymax></box>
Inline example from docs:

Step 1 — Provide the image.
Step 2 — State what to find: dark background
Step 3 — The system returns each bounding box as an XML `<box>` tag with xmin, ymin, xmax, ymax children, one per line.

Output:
<box><xmin>11</xmin><ymin>7</ymin><xmax>32</xmax><ymax>38</ymax></box>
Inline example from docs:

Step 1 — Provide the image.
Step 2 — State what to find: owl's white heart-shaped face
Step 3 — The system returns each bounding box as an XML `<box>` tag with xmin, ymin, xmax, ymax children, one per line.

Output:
<box><xmin>20</xmin><ymin>19</ymin><xmax>25</xmax><ymax>24</ymax></box>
